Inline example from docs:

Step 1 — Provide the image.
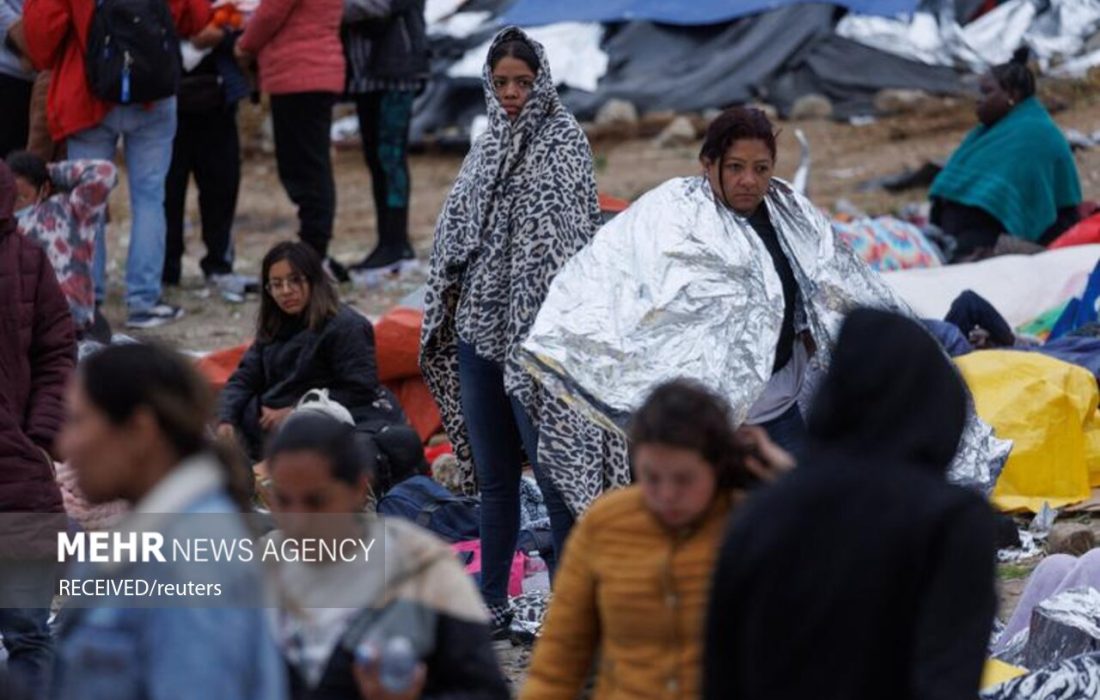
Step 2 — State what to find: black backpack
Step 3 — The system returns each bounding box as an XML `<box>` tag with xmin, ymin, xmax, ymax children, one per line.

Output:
<box><xmin>85</xmin><ymin>0</ymin><xmax>181</xmax><ymax>104</ymax></box>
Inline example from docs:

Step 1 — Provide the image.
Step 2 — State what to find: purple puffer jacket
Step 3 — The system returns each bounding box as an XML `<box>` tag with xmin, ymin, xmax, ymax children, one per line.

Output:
<box><xmin>0</xmin><ymin>160</ymin><xmax>74</xmax><ymax>514</ymax></box>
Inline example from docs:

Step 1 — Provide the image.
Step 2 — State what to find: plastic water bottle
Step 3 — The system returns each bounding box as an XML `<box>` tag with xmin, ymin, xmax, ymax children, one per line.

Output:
<box><xmin>379</xmin><ymin>636</ymin><xmax>417</xmax><ymax>693</ymax></box>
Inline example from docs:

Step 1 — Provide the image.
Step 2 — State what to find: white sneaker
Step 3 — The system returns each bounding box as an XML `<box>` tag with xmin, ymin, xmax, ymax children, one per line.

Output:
<box><xmin>208</xmin><ymin>273</ymin><xmax>259</xmax><ymax>303</ymax></box>
<box><xmin>350</xmin><ymin>258</ymin><xmax>421</xmax><ymax>289</ymax></box>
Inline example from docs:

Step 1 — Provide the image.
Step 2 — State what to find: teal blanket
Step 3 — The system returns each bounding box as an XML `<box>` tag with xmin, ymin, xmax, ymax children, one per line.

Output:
<box><xmin>930</xmin><ymin>97</ymin><xmax>1081</xmax><ymax>242</ymax></box>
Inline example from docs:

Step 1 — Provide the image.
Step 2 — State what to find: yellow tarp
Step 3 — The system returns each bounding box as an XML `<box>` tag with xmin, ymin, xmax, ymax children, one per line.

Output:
<box><xmin>956</xmin><ymin>351</ymin><xmax>1099</xmax><ymax>512</ymax></box>
<box><xmin>981</xmin><ymin>658</ymin><xmax>1027</xmax><ymax>690</ymax></box>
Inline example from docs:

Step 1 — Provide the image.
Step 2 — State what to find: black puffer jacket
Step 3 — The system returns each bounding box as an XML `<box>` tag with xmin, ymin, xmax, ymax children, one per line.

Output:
<box><xmin>219</xmin><ymin>305</ymin><xmax>407</xmax><ymax>456</ymax></box>
<box><xmin>342</xmin><ymin>0</ymin><xmax>429</xmax><ymax>89</ymax></box>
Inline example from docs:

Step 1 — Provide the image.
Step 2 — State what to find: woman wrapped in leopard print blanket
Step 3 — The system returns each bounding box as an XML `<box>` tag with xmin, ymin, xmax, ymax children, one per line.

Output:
<box><xmin>420</xmin><ymin>27</ymin><xmax>629</xmax><ymax>632</ymax></box>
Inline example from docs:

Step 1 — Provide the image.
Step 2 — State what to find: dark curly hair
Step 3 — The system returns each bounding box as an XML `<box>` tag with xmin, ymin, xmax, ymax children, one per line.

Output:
<box><xmin>628</xmin><ymin>379</ymin><xmax>749</xmax><ymax>489</ymax></box>
<box><xmin>991</xmin><ymin>47</ymin><xmax>1036</xmax><ymax>102</ymax></box>
<box><xmin>699</xmin><ymin>107</ymin><xmax>778</xmax><ymax>164</ymax></box>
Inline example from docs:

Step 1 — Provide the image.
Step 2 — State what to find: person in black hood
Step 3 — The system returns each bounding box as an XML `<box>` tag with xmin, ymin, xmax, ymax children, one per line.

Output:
<box><xmin>703</xmin><ymin>307</ymin><xmax>997</xmax><ymax>700</ymax></box>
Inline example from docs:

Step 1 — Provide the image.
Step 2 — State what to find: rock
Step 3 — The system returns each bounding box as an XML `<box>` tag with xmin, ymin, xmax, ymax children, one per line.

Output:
<box><xmin>702</xmin><ymin>108</ymin><xmax>723</xmax><ymax>123</ymax></box>
<box><xmin>790</xmin><ymin>94</ymin><xmax>833</xmax><ymax>121</ymax></box>
<box><xmin>654</xmin><ymin>116</ymin><xmax>698</xmax><ymax>148</ymax></box>
<box><xmin>638</xmin><ymin>110</ymin><xmax>677</xmax><ymax>138</ymax></box>
<box><xmin>874</xmin><ymin>89</ymin><xmax>932</xmax><ymax>115</ymax></box>
<box><xmin>595</xmin><ymin>99</ymin><xmax>639</xmax><ymax>127</ymax></box>
<box><xmin>1048</xmin><ymin>523</ymin><xmax>1097</xmax><ymax>556</ymax></box>
<box><xmin>1024</xmin><ymin>588</ymin><xmax>1100</xmax><ymax>670</ymax></box>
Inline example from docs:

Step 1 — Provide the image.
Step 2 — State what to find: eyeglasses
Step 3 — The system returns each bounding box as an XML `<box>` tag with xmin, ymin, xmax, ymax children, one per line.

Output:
<box><xmin>265</xmin><ymin>275</ymin><xmax>306</xmax><ymax>293</ymax></box>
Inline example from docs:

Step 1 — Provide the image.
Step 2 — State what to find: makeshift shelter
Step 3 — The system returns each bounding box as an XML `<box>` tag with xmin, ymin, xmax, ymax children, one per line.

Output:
<box><xmin>412</xmin><ymin>0</ymin><xmax>970</xmax><ymax>143</ymax></box>
<box><xmin>882</xmin><ymin>245</ymin><xmax>1100</xmax><ymax>327</ymax></box>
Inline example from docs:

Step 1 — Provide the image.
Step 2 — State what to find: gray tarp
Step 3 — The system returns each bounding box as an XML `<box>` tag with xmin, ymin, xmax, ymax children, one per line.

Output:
<box><xmin>412</xmin><ymin>3</ymin><xmax>967</xmax><ymax>143</ymax></box>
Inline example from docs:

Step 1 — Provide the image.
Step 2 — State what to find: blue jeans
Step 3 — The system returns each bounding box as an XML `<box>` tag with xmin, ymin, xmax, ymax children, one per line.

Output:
<box><xmin>457</xmin><ymin>341</ymin><xmax>575</xmax><ymax>607</ymax></box>
<box><xmin>0</xmin><ymin>564</ymin><xmax>57</xmax><ymax>698</ymax></box>
<box><xmin>67</xmin><ymin>98</ymin><xmax>178</xmax><ymax>312</ymax></box>
<box><xmin>758</xmin><ymin>403</ymin><xmax>806</xmax><ymax>459</ymax></box>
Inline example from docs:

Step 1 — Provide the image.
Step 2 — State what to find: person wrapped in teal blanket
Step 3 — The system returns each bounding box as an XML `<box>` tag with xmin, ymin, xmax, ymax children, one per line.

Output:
<box><xmin>930</xmin><ymin>48</ymin><xmax>1081</xmax><ymax>262</ymax></box>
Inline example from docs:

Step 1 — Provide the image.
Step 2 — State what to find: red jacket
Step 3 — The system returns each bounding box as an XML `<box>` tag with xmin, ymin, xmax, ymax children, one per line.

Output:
<box><xmin>0</xmin><ymin>164</ymin><xmax>75</xmax><ymax>514</ymax></box>
<box><xmin>23</xmin><ymin>0</ymin><xmax>210</xmax><ymax>141</ymax></box>
<box><xmin>237</xmin><ymin>0</ymin><xmax>344</xmax><ymax>95</ymax></box>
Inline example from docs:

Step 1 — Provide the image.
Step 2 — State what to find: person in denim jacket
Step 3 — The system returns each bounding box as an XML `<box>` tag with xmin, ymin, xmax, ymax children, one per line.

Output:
<box><xmin>52</xmin><ymin>343</ymin><xmax>287</xmax><ymax>700</ymax></box>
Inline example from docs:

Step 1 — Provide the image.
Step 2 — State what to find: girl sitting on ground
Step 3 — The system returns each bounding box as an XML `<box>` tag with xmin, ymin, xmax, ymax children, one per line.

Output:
<box><xmin>217</xmin><ymin>241</ymin><xmax>406</xmax><ymax>460</ymax></box>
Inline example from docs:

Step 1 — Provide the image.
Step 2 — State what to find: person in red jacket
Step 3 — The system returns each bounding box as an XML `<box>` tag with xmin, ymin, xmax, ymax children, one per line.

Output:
<box><xmin>22</xmin><ymin>0</ymin><xmax>217</xmax><ymax>328</ymax></box>
<box><xmin>0</xmin><ymin>159</ymin><xmax>75</xmax><ymax>698</ymax></box>
<box><xmin>236</xmin><ymin>0</ymin><xmax>345</xmax><ymax>277</ymax></box>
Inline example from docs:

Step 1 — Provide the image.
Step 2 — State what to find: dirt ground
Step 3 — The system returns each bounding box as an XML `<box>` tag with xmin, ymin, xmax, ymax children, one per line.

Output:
<box><xmin>94</xmin><ymin>88</ymin><xmax>1100</xmax><ymax>689</ymax></box>
<box><xmin>100</xmin><ymin>86</ymin><xmax>1100</xmax><ymax>351</ymax></box>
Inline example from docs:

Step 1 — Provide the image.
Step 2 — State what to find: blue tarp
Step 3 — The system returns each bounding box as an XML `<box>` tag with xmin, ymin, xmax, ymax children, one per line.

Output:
<box><xmin>502</xmin><ymin>0</ymin><xmax>920</xmax><ymax>27</ymax></box>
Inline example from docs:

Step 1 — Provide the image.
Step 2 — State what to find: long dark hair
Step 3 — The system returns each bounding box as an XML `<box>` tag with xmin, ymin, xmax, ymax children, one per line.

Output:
<box><xmin>80</xmin><ymin>343</ymin><xmax>252</xmax><ymax>509</ymax></box>
<box><xmin>257</xmin><ymin>242</ymin><xmax>340</xmax><ymax>343</ymax></box>
<box><xmin>629</xmin><ymin>379</ymin><xmax>748</xmax><ymax>489</ymax></box>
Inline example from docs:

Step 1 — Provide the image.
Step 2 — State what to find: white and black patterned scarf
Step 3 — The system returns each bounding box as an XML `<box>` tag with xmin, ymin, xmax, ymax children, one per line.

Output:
<box><xmin>420</xmin><ymin>27</ymin><xmax>629</xmax><ymax>510</ymax></box>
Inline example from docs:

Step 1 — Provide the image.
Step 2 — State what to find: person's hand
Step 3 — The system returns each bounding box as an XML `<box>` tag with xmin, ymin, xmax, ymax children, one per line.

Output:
<box><xmin>190</xmin><ymin>23</ymin><xmax>226</xmax><ymax>49</ymax></box>
<box><xmin>352</xmin><ymin>659</ymin><xmax>426</xmax><ymax>700</ymax></box>
<box><xmin>233</xmin><ymin>43</ymin><xmax>254</xmax><ymax>67</ymax></box>
<box><xmin>252</xmin><ymin>460</ymin><xmax>274</xmax><ymax>508</ymax></box>
<box><xmin>735</xmin><ymin>425</ymin><xmax>795</xmax><ymax>484</ymax></box>
<box><xmin>259</xmin><ymin>406</ymin><xmax>293</xmax><ymax>432</ymax></box>
<box><xmin>216</xmin><ymin>422</ymin><xmax>238</xmax><ymax>442</ymax></box>
<box><xmin>6</xmin><ymin>19</ymin><xmax>28</xmax><ymax>56</ymax></box>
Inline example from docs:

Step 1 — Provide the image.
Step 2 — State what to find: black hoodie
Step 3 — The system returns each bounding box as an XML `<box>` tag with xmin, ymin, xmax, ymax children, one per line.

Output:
<box><xmin>703</xmin><ymin>308</ymin><xmax>996</xmax><ymax>700</ymax></box>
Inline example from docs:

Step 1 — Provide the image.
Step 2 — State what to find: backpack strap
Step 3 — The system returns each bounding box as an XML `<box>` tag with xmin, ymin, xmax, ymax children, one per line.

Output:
<box><xmin>415</xmin><ymin>501</ymin><xmax>442</xmax><ymax>528</ymax></box>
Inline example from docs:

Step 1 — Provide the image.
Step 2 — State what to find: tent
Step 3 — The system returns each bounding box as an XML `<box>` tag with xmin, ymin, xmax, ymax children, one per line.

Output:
<box><xmin>412</xmin><ymin>1</ymin><xmax>969</xmax><ymax>143</ymax></box>
<box><xmin>501</xmin><ymin>0</ymin><xmax>920</xmax><ymax>27</ymax></box>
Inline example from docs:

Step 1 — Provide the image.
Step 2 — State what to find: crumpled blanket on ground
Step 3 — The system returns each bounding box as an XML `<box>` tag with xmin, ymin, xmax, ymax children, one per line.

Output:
<box><xmin>983</xmin><ymin>652</ymin><xmax>1100</xmax><ymax>699</ymax></box>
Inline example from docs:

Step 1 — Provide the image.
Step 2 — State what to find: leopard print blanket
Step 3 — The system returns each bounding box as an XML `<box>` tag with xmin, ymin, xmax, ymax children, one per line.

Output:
<box><xmin>419</xmin><ymin>27</ymin><xmax>630</xmax><ymax>515</ymax></box>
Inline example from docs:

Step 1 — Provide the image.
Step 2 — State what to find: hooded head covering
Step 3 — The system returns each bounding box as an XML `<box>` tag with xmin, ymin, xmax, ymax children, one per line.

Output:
<box><xmin>702</xmin><ymin>307</ymin><xmax>997</xmax><ymax>700</ymax></box>
<box><xmin>807</xmin><ymin>307</ymin><xmax>967</xmax><ymax>472</ymax></box>
<box><xmin>420</xmin><ymin>27</ymin><xmax>618</xmax><ymax>505</ymax></box>
<box><xmin>0</xmin><ymin>160</ymin><xmax>17</xmax><ymax>238</ymax></box>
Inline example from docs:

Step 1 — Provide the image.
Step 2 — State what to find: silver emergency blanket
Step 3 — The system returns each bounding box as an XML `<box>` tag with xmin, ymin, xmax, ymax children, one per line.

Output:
<box><xmin>984</xmin><ymin>652</ymin><xmax>1100</xmax><ymax>699</ymax></box>
<box><xmin>837</xmin><ymin>0</ymin><xmax>1100</xmax><ymax>75</ymax></box>
<box><xmin>1025</xmin><ymin>587</ymin><xmax>1100</xmax><ymax>669</ymax></box>
<box><xmin>518</xmin><ymin>176</ymin><xmax>1011</xmax><ymax>493</ymax></box>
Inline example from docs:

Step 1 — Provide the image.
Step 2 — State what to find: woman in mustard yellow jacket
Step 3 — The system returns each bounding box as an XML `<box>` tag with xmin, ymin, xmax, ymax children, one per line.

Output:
<box><xmin>520</xmin><ymin>379</ymin><xmax>792</xmax><ymax>700</ymax></box>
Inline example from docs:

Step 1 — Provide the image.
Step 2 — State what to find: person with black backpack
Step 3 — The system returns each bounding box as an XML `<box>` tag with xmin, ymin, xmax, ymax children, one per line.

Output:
<box><xmin>372</xmin><ymin>425</ymin><xmax>480</xmax><ymax>544</ymax></box>
<box><xmin>163</xmin><ymin>9</ymin><xmax>254</xmax><ymax>302</ymax></box>
<box><xmin>23</xmin><ymin>0</ymin><xmax>219</xmax><ymax>328</ymax></box>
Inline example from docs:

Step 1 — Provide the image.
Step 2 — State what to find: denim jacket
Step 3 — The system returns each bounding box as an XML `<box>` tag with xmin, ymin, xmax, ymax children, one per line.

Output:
<box><xmin>52</xmin><ymin>456</ymin><xmax>288</xmax><ymax>700</ymax></box>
